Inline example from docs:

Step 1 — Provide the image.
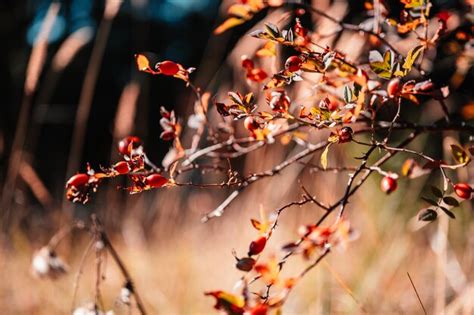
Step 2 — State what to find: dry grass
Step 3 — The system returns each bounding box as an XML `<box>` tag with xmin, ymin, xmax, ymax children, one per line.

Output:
<box><xmin>1</xmin><ymin>148</ymin><xmax>473</xmax><ymax>314</ymax></box>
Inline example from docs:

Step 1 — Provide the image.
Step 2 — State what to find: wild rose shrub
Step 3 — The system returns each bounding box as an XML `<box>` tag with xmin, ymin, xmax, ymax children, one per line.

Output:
<box><xmin>37</xmin><ymin>1</ymin><xmax>473</xmax><ymax>314</ymax></box>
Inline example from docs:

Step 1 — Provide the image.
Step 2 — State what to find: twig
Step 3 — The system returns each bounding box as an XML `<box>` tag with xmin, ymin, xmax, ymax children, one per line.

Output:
<box><xmin>71</xmin><ymin>239</ymin><xmax>95</xmax><ymax>313</ymax></box>
<box><xmin>96</xmin><ymin>221</ymin><xmax>148</xmax><ymax>315</ymax></box>
<box><xmin>407</xmin><ymin>272</ymin><xmax>427</xmax><ymax>315</ymax></box>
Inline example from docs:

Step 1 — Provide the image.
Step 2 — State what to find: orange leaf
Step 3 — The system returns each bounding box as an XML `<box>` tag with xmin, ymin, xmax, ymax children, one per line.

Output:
<box><xmin>135</xmin><ymin>54</ymin><xmax>150</xmax><ymax>71</ymax></box>
<box><xmin>214</xmin><ymin>17</ymin><xmax>245</xmax><ymax>35</ymax></box>
<box><xmin>250</xmin><ymin>219</ymin><xmax>262</xmax><ymax>231</ymax></box>
<box><xmin>228</xmin><ymin>4</ymin><xmax>252</xmax><ymax>19</ymax></box>
<box><xmin>255</xmin><ymin>256</ymin><xmax>279</xmax><ymax>285</ymax></box>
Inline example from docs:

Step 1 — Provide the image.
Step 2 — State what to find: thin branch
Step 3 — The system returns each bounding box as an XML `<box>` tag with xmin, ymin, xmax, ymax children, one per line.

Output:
<box><xmin>407</xmin><ymin>272</ymin><xmax>427</xmax><ymax>315</ymax></box>
<box><xmin>92</xmin><ymin>215</ymin><xmax>148</xmax><ymax>315</ymax></box>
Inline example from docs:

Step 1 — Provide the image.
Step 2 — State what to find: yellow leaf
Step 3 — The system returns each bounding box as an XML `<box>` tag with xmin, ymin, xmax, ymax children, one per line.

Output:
<box><xmin>369</xmin><ymin>50</ymin><xmax>393</xmax><ymax>79</ymax></box>
<box><xmin>450</xmin><ymin>144</ymin><xmax>471</xmax><ymax>164</ymax></box>
<box><xmin>214</xmin><ymin>17</ymin><xmax>245</xmax><ymax>35</ymax></box>
<box><xmin>320</xmin><ymin>143</ymin><xmax>332</xmax><ymax>170</ymax></box>
<box><xmin>401</xmin><ymin>0</ymin><xmax>424</xmax><ymax>9</ymax></box>
<box><xmin>402</xmin><ymin>45</ymin><xmax>424</xmax><ymax>71</ymax></box>
<box><xmin>135</xmin><ymin>54</ymin><xmax>151</xmax><ymax>72</ymax></box>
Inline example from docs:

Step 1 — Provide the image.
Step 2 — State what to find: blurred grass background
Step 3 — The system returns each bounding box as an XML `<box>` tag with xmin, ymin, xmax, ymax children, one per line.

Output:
<box><xmin>0</xmin><ymin>0</ymin><xmax>473</xmax><ymax>314</ymax></box>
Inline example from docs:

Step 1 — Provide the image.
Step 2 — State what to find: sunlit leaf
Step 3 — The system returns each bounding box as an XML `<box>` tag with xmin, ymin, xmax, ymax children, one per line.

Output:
<box><xmin>251</xmin><ymin>218</ymin><xmax>261</xmax><ymax>231</ymax></box>
<box><xmin>402</xmin><ymin>45</ymin><xmax>424</xmax><ymax>72</ymax></box>
<box><xmin>369</xmin><ymin>50</ymin><xmax>393</xmax><ymax>79</ymax></box>
<box><xmin>255</xmin><ymin>256</ymin><xmax>279</xmax><ymax>285</ymax></box>
<box><xmin>450</xmin><ymin>144</ymin><xmax>471</xmax><ymax>164</ymax></box>
<box><xmin>135</xmin><ymin>54</ymin><xmax>151</xmax><ymax>72</ymax></box>
<box><xmin>320</xmin><ymin>143</ymin><xmax>332</xmax><ymax>170</ymax></box>
<box><xmin>401</xmin><ymin>0</ymin><xmax>424</xmax><ymax>9</ymax></box>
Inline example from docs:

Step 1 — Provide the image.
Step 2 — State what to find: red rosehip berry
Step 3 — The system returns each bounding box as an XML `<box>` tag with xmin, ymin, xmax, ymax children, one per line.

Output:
<box><xmin>246</xmin><ymin>68</ymin><xmax>268</xmax><ymax>82</ymax></box>
<box><xmin>337</xmin><ymin>127</ymin><xmax>353</xmax><ymax>143</ymax></box>
<box><xmin>113</xmin><ymin>161</ymin><xmax>130</xmax><ymax>174</ymax></box>
<box><xmin>454</xmin><ymin>183</ymin><xmax>472</xmax><ymax>199</ymax></box>
<box><xmin>387</xmin><ymin>78</ymin><xmax>401</xmax><ymax>98</ymax></box>
<box><xmin>241</xmin><ymin>57</ymin><xmax>254</xmax><ymax>70</ymax></box>
<box><xmin>381</xmin><ymin>175</ymin><xmax>397</xmax><ymax>194</ymax></box>
<box><xmin>66</xmin><ymin>173</ymin><xmax>89</xmax><ymax>188</ymax></box>
<box><xmin>248</xmin><ymin>236</ymin><xmax>266</xmax><ymax>256</ymax></box>
<box><xmin>145</xmin><ymin>174</ymin><xmax>168</xmax><ymax>188</ymax></box>
<box><xmin>295</xmin><ymin>8</ymin><xmax>306</xmax><ymax>17</ymax></box>
<box><xmin>285</xmin><ymin>56</ymin><xmax>302</xmax><ymax>72</ymax></box>
<box><xmin>118</xmin><ymin>136</ymin><xmax>142</xmax><ymax>155</ymax></box>
<box><xmin>157</xmin><ymin>60</ymin><xmax>179</xmax><ymax>76</ymax></box>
